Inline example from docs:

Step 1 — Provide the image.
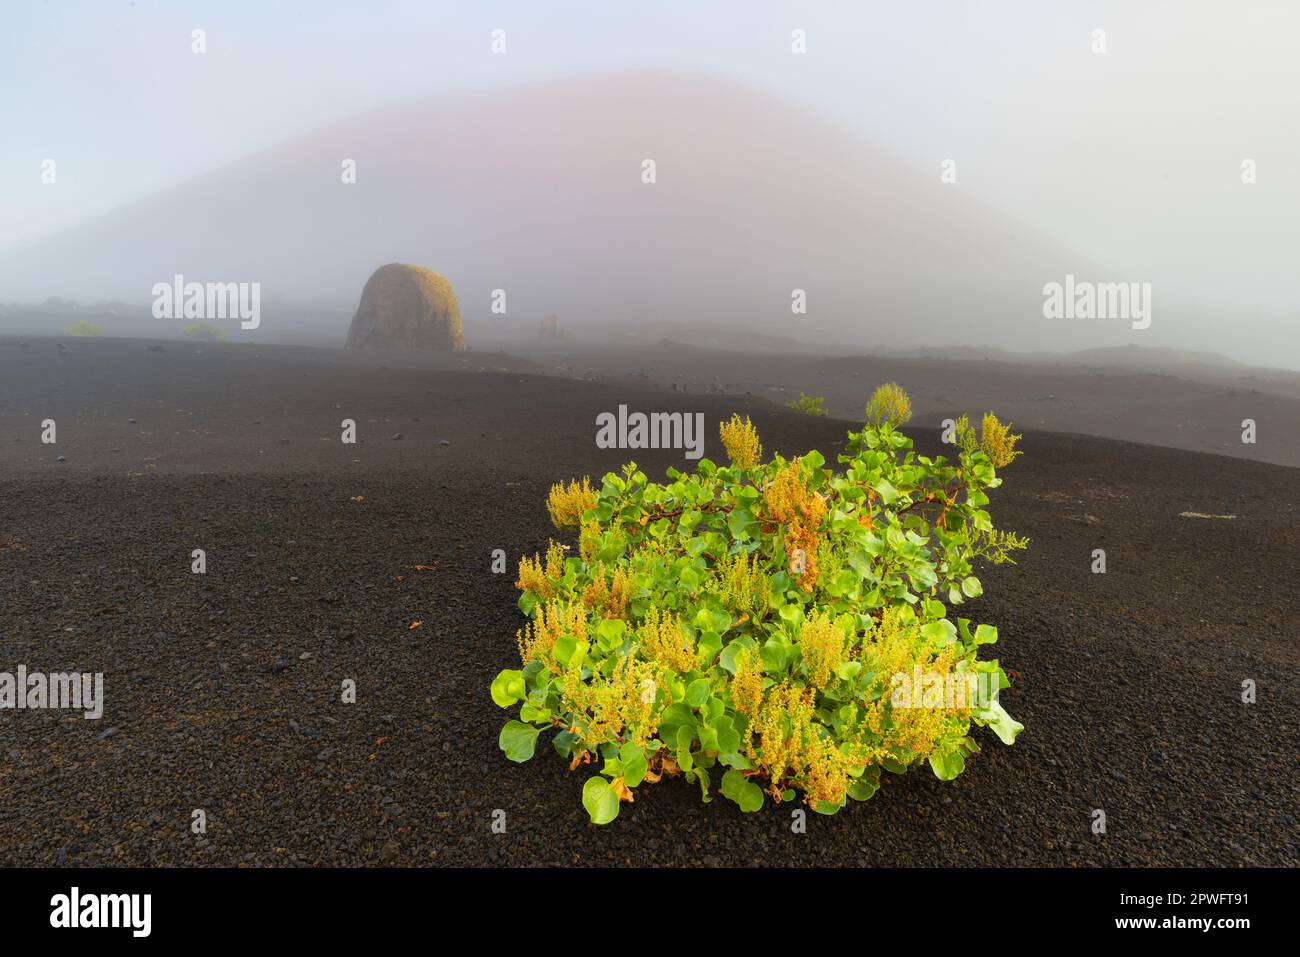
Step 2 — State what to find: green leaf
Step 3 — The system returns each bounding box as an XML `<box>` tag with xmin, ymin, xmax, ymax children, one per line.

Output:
<box><xmin>847</xmin><ymin>768</ymin><xmax>880</xmax><ymax>802</ymax></box>
<box><xmin>834</xmin><ymin>660</ymin><xmax>862</xmax><ymax>682</ymax></box>
<box><xmin>777</xmin><ymin>604</ymin><xmax>805</xmax><ymax>629</ymax></box>
<box><xmin>713</xmin><ymin>715</ymin><xmax>741</xmax><ymax>755</ymax></box>
<box><xmin>719</xmin><ymin>751</ymin><xmax>751</xmax><ymax>770</ymax></box>
<box><xmin>829</xmin><ymin>569</ymin><xmax>860</xmax><ymax>597</ymax></box>
<box><xmin>976</xmin><ymin>699</ymin><xmax>1024</xmax><ymax>745</ymax></box>
<box><xmin>874</xmin><ymin>479</ymin><xmax>898</xmax><ymax>505</ymax></box>
<box><xmin>490</xmin><ymin>669</ymin><xmax>526</xmax><ymax>707</ymax></box>
<box><xmin>928</xmin><ymin>748</ymin><xmax>966</xmax><ymax>781</ymax></box>
<box><xmin>554</xmin><ymin>630</ymin><xmax>576</xmax><ymax>659</ymax></box>
<box><xmin>685</xmin><ymin>678</ymin><xmax>710</xmax><ymax>708</ymax></box>
<box><xmin>721</xmin><ymin>769</ymin><xmax>764</xmax><ymax>813</ymax></box>
<box><xmin>960</xmin><ymin>576</ymin><xmax>983</xmax><ymax>598</ymax></box>
<box><xmin>919</xmin><ymin>619</ymin><xmax>958</xmax><ymax>647</ymax></box>
<box><xmin>519</xmin><ymin>701</ymin><xmax>547</xmax><ymax>723</ymax></box>
<box><xmin>595</xmin><ymin>618</ymin><xmax>626</xmax><ymax>647</ymax></box>
<box><xmin>553</xmin><ymin>634</ymin><xmax>588</xmax><ymax>668</ymax></box>
<box><xmin>659</xmin><ymin>703</ymin><xmax>696</xmax><ymax>741</ymax></box>
<box><xmin>582</xmin><ymin>776</ymin><xmax>620</xmax><ymax>825</ymax></box>
<box><xmin>498</xmin><ymin>720</ymin><xmax>540</xmax><ymax>762</ymax></box>
<box><xmin>676</xmin><ymin>726</ymin><xmax>695</xmax><ymax>772</ymax></box>
<box><xmin>718</xmin><ymin>638</ymin><xmax>754</xmax><ymax>674</ymax></box>
<box><xmin>693</xmin><ymin>607</ymin><xmax>731</xmax><ymax>634</ymax></box>
<box><xmin>620</xmin><ymin>743</ymin><xmax>648</xmax><ymax>787</ymax></box>
<box><xmin>760</xmin><ymin>635</ymin><xmax>791</xmax><ymax>674</ymax></box>
<box><xmin>694</xmin><ymin>766</ymin><xmax>713</xmax><ymax>802</ymax></box>
<box><xmin>698</xmin><ymin>724</ymin><xmax>718</xmax><ymax>752</ymax></box>
<box><xmin>726</xmin><ymin>508</ymin><xmax>756</xmax><ymax>539</ymax></box>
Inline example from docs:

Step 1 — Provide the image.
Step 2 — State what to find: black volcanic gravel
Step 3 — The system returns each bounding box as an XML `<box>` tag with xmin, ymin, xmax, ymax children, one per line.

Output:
<box><xmin>0</xmin><ymin>338</ymin><xmax>1296</xmax><ymax>866</ymax></box>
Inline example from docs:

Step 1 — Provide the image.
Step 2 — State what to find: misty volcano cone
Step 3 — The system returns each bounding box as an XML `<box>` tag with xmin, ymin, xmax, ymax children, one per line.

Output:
<box><xmin>346</xmin><ymin>264</ymin><xmax>466</xmax><ymax>352</ymax></box>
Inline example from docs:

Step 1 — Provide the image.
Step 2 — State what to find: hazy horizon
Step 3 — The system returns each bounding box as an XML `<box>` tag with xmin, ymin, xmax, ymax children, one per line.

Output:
<box><xmin>3</xmin><ymin>1</ymin><xmax>1298</xmax><ymax>368</ymax></box>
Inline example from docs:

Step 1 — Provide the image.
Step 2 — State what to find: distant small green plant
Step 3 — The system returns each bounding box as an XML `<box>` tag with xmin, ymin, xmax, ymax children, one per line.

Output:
<box><xmin>181</xmin><ymin>323</ymin><xmax>228</xmax><ymax>342</ymax></box>
<box><xmin>786</xmin><ymin>393</ymin><xmax>828</xmax><ymax>417</ymax></box>
<box><xmin>63</xmin><ymin>320</ymin><xmax>102</xmax><ymax>337</ymax></box>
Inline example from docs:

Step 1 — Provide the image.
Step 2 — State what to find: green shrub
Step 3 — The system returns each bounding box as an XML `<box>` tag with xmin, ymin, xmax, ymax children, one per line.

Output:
<box><xmin>63</xmin><ymin>320</ymin><xmax>103</xmax><ymax>337</ymax></box>
<box><xmin>493</xmin><ymin>392</ymin><xmax>1026</xmax><ymax>824</ymax></box>
<box><xmin>181</xmin><ymin>323</ymin><xmax>228</xmax><ymax>342</ymax></box>
<box><xmin>786</xmin><ymin>393</ymin><xmax>828</xmax><ymax>417</ymax></box>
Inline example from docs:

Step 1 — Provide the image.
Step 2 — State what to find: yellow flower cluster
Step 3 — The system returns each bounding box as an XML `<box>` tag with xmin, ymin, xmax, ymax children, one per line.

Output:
<box><xmin>856</xmin><ymin>605</ymin><xmax>914</xmax><ymax>667</ymax></box>
<box><xmin>798</xmin><ymin>611</ymin><xmax>847</xmax><ymax>689</ymax></box>
<box><xmin>515</xmin><ymin>541</ymin><xmax>567</xmax><ymax>600</ymax></box>
<box><xmin>763</xmin><ymin>462</ymin><xmax>827</xmax><ymax>592</ymax></box>
<box><xmin>716</xmin><ymin>552</ymin><xmax>770</xmax><ymax>622</ymax></box>
<box><xmin>850</xmin><ymin>606</ymin><xmax>970</xmax><ymax>764</ymax></box>
<box><xmin>745</xmin><ymin>682</ymin><xmax>812</xmax><ymax>784</ymax></box>
<box><xmin>563</xmin><ymin>655</ymin><xmax>665</xmax><ymax>748</ymax></box>
<box><xmin>719</xmin><ymin>414</ymin><xmax>763</xmax><ymax>470</ymax></box>
<box><xmin>802</xmin><ymin>735</ymin><xmax>855</xmax><ymax>808</ymax></box>
<box><xmin>578</xmin><ymin>521</ymin><xmax>601</xmax><ymax>563</ymax></box>
<box><xmin>730</xmin><ymin>647</ymin><xmax>764</xmax><ymax>718</ymax></box>
<box><xmin>976</xmin><ymin>413</ymin><xmax>1022</xmax><ymax>468</ymax></box>
<box><xmin>816</xmin><ymin>539</ymin><xmax>844</xmax><ymax>585</ymax></box>
<box><xmin>517</xmin><ymin>600</ymin><xmax>588</xmax><ymax>671</ymax></box>
<box><xmin>581</xmin><ymin>564</ymin><xmax>633</xmax><ymax>619</ymax></box>
<box><xmin>954</xmin><ymin>413</ymin><xmax>1022</xmax><ymax>468</ymax></box>
<box><xmin>638</xmin><ymin>607</ymin><xmax>696</xmax><ymax>673</ymax></box>
<box><xmin>547</xmin><ymin>476</ymin><xmax>597</xmax><ymax>530</ymax></box>
<box><xmin>746</xmin><ymin>682</ymin><xmax>852</xmax><ymax>807</ymax></box>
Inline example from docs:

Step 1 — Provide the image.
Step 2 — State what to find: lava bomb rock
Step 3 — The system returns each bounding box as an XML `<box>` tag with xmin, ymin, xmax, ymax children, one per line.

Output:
<box><xmin>345</xmin><ymin>263</ymin><xmax>466</xmax><ymax>352</ymax></box>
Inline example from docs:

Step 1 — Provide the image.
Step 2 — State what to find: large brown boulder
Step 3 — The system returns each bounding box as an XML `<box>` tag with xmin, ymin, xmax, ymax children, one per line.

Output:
<box><xmin>345</xmin><ymin>263</ymin><xmax>466</xmax><ymax>352</ymax></box>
